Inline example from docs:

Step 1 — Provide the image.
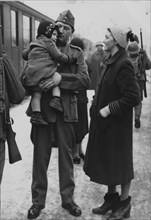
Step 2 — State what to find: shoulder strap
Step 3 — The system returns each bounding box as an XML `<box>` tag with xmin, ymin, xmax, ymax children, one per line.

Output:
<box><xmin>0</xmin><ymin>25</ymin><xmax>6</xmax><ymax>116</ymax></box>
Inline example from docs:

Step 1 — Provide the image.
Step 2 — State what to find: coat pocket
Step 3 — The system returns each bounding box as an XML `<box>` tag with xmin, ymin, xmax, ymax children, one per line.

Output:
<box><xmin>70</xmin><ymin>96</ymin><xmax>78</xmax><ymax>118</ymax></box>
<box><xmin>98</xmin><ymin>112</ymin><xmax>111</xmax><ymax>131</ymax></box>
<box><xmin>62</xmin><ymin>95</ymin><xmax>78</xmax><ymax>122</ymax></box>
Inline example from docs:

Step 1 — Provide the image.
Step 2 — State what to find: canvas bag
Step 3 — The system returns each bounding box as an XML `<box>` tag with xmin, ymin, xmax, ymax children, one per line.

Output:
<box><xmin>2</xmin><ymin>53</ymin><xmax>26</xmax><ymax>104</ymax></box>
<box><xmin>0</xmin><ymin>25</ymin><xmax>25</xmax><ymax>104</ymax></box>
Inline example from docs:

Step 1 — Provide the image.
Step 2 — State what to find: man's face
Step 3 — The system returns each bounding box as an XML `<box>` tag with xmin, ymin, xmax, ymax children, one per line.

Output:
<box><xmin>129</xmin><ymin>53</ymin><xmax>139</xmax><ymax>59</ymax></box>
<box><xmin>96</xmin><ymin>45</ymin><xmax>103</xmax><ymax>52</ymax></box>
<box><xmin>56</xmin><ymin>21</ymin><xmax>73</xmax><ymax>45</ymax></box>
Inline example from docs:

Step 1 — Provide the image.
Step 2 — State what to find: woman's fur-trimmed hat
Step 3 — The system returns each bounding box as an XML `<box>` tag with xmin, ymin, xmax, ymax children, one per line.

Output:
<box><xmin>109</xmin><ymin>25</ymin><xmax>131</xmax><ymax>49</ymax></box>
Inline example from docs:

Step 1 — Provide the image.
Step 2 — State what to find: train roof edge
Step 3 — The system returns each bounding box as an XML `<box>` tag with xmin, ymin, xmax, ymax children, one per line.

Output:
<box><xmin>0</xmin><ymin>1</ymin><xmax>54</xmax><ymax>22</ymax></box>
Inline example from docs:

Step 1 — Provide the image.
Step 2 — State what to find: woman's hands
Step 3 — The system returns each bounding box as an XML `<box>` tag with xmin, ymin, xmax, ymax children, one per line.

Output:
<box><xmin>100</xmin><ymin>105</ymin><xmax>110</xmax><ymax>117</ymax></box>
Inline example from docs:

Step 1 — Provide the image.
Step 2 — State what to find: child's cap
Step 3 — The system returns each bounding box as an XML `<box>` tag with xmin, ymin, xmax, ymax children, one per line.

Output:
<box><xmin>37</xmin><ymin>19</ymin><xmax>58</xmax><ymax>38</ymax></box>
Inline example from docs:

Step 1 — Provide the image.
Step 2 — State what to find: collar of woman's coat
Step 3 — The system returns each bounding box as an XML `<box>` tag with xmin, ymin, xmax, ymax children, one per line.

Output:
<box><xmin>106</xmin><ymin>48</ymin><xmax>126</xmax><ymax>65</ymax></box>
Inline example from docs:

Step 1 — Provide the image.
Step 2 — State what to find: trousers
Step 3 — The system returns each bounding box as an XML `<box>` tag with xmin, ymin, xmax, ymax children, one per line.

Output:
<box><xmin>30</xmin><ymin>112</ymin><xmax>75</xmax><ymax>207</ymax></box>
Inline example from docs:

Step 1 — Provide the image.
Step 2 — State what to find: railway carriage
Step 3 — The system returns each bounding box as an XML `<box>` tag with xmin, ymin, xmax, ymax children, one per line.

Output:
<box><xmin>0</xmin><ymin>1</ymin><xmax>53</xmax><ymax>75</ymax></box>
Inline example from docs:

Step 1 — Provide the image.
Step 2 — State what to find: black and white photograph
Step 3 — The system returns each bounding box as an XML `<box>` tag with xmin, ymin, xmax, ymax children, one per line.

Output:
<box><xmin>0</xmin><ymin>0</ymin><xmax>151</xmax><ymax>219</ymax></box>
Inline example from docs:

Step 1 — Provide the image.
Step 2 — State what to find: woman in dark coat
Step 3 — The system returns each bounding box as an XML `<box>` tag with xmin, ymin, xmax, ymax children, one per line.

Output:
<box><xmin>84</xmin><ymin>25</ymin><xmax>140</xmax><ymax>220</ymax></box>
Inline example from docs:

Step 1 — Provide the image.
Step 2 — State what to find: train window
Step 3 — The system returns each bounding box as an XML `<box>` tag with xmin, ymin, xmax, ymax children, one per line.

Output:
<box><xmin>0</xmin><ymin>5</ymin><xmax>4</xmax><ymax>44</ymax></box>
<box><xmin>11</xmin><ymin>10</ymin><xmax>18</xmax><ymax>46</ymax></box>
<box><xmin>35</xmin><ymin>20</ymin><xmax>40</xmax><ymax>39</ymax></box>
<box><xmin>0</xmin><ymin>5</ymin><xmax>2</xmax><ymax>25</ymax></box>
<box><xmin>23</xmin><ymin>15</ymin><xmax>31</xmax><ymax>47</ymax></box>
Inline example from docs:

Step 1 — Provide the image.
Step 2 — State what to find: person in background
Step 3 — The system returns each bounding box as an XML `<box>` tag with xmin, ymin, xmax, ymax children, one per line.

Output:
<box><xmin>22</xmin><ymin>19</ymin><xmax>76</xmax><ymax>125</ymax></box>
<box><xmin>84</xmin><ymin>25</ymin><xmax>140</xmax><ymax>220</ymax></box>
<box><xmin>26</xmin><ymin>10</ymin><xmax>90</xmax><ymax>219</ymax></box>
<box><xmin>70</xmin><ymin>37</ymin><xmax>89</xmax><ymax>164</ymax></box>
<box><xmin>0</xmin><ymin>48</ymin><xmax>24</xmax><ymax>190</ymax></box>
<box><xmin>127</xmin><ymin>39</ymin><xmax>151</xmax><ymax>128</ymax></box>
<box><xmin>89</xmin><ymin>41</ymin><xmax>107</xmax><ymax>93</ymax></box>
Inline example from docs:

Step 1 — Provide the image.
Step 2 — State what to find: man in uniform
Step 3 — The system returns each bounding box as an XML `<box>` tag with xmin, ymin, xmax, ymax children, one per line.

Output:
<box><xmin>89</xmin><ymin>41</ymin><xmax>107</xmax><ymax>92</ymax></box>
<box><xmin>27</xmin><ymin>10</ymin><xmax>90</xmax><ymax>219</ymax></box>
<box><xmin>127</xmin><ymin>40</ymin><xmax>151</xmax><ymax>128</ymax></box>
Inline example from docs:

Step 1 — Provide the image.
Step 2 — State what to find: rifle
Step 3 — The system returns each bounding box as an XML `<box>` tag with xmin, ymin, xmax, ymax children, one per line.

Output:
<box><xmin>0</xmin><ymin>25</ymin><xmax>22</xmax><ymax>164</ymax></box>
<box><xmin>6</xmin><ymin>117</ymin><xmax>22</xmax><ymax>164</ymax></box>
<box><xmin>140</xmin><ymin>28</ymin><xmax>147</xmax><ymax>98</ymax></box>
<box><xmin>140</xmin><ymin>28</ymin><xmax>143</xmax><ymax>49</ymax></box>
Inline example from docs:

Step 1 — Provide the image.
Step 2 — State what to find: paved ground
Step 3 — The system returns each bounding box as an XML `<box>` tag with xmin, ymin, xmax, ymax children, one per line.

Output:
<box><xmin>0</xmin><ymin>75</ymin><xmax>151</xmax><ymax>220</ymax></box>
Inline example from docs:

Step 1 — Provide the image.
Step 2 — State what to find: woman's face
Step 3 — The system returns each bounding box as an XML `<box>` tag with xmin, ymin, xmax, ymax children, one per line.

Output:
<box><xmin>103</xmin><ymin>30</ymin><xmax>116</xmax><ymax>52</ymax></box>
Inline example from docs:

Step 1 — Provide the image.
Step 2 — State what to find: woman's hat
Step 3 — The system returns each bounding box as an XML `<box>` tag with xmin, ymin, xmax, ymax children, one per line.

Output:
<box><xmin>109</xmin><ymin>25</ymin><xmax>131</xmax><ymax>49</ymax></box>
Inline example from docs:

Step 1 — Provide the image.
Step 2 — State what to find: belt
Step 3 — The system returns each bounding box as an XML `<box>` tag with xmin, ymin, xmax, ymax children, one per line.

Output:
<box><xmin>61</xmin><ymin>89</ymin><xmax>78</xmax><ymax>95</ymax></box>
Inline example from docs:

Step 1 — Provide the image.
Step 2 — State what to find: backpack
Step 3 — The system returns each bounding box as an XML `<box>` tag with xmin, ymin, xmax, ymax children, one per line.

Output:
<box><xmin>2</xmin><ymin>52</ymin><xmax>26</xmax><ymax>104</ymax></box>
<box><xmin>130</xmin><ymin>53</ymin><xmax>143</xmax><ymax>79</ymax></box>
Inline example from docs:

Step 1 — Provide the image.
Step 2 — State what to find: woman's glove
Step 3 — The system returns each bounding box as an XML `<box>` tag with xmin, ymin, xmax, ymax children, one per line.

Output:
<box><xmin>100</xmin><ymin>105</ymin><xmax>110</xmax><ymax>118</ymax></box>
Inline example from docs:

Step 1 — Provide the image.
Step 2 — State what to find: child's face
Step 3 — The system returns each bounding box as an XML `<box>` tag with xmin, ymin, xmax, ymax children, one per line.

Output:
<box><xmin>51</xmin><ymin>30</ymin><xmax>58</xmax><ymax>42</ymax></box>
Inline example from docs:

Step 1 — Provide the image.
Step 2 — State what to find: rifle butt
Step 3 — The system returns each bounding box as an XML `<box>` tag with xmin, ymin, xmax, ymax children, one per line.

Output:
<box><xmin>6</xmin><ymin>123</ymin><xmax>22</xmax><ymax>164</ymax></box>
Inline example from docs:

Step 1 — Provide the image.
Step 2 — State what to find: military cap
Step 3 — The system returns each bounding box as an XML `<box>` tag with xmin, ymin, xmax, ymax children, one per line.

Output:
<box><xmin>56</xmin><ymin>10</ymin><xmax>75</xmax><ymax>30</ymax></box>
<box><xmin>70</xmin><ymin>37</ymin><xmax>85</xmax><ymax>51</ymax></box>
<box><xmin>127</xmin><ymin>41</ymin><xmax>140</xmax><ymax>55</ymax></box>
<box><xmin>95</xmin><ymin>41</ymin><xmax>103</xmax><ymax>47</ymax></box>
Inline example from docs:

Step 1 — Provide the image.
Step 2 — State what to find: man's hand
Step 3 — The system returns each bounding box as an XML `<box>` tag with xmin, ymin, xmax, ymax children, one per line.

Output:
<box><xmin>39</xmin><ymin>72</ymin><xmax>62</xmax><ymax>92</ymax></box>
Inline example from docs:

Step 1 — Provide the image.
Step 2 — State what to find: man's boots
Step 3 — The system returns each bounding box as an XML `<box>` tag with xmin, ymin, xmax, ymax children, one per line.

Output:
<box><xmin>135</xmin><ymin>119</ymin><xmax>141</xmax><ymax>128</ymax></box>
<box><xmin>92</xmin><ymin>192</ymin><xmax>120</xmax><ymax>215</ymax></box>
